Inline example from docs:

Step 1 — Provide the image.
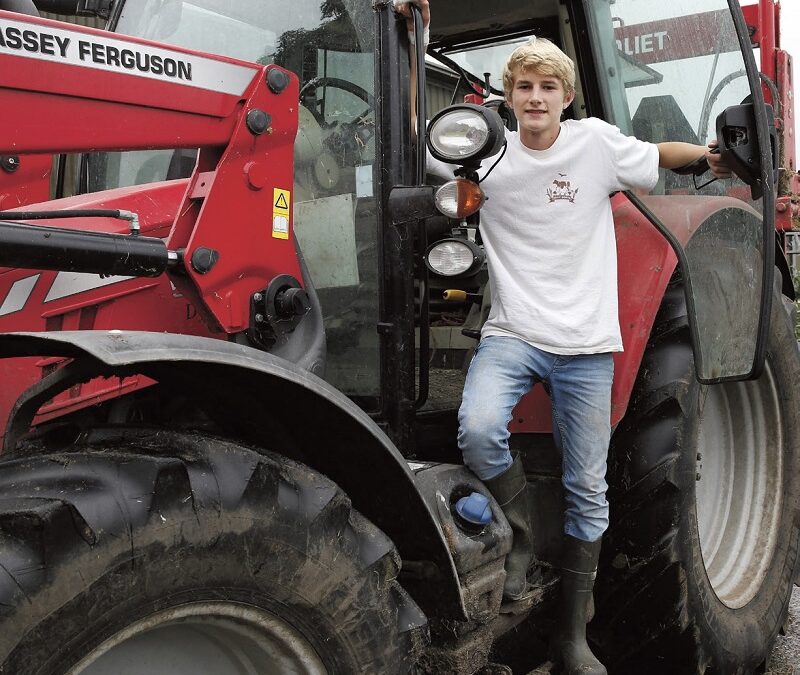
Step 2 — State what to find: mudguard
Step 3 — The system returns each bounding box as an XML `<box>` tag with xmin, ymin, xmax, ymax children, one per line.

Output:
<box><xmin>511</xmin><ymin>193</ymin><xmax>768</xmax><ymax>431</ymax></box>
<box><xmin>0</xmin><ymin>330</ymin><xmax>466</xmax><ymax>618</ymax></box>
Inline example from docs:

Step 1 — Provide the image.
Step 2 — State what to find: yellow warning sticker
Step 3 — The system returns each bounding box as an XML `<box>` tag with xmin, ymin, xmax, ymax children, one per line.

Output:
<box><xmin>272</xmin><ymin>188</ymin><xmax>291</xmax><ymax>240</ymax></box>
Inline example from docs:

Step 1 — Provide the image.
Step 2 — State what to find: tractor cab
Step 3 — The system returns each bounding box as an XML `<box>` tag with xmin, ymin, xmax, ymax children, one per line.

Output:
<box><xmin>28</xmin><ymin>0</ymin><xmax>775</xmax><ymax>455</ymax></box>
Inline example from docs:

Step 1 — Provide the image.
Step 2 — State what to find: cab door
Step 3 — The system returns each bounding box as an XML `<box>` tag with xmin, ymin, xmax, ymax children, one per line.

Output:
<box><xmin>583</xmin><ymin>0</ymin><xmax>777</xmax><ymax>383</ymax></box>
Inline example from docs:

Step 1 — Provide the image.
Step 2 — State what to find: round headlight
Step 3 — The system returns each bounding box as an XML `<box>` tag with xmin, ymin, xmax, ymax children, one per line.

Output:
<box><xmin>426</xmin><ymin>103</ymin><xmax>506</xmax><ymax>166</ymax></box>
<box><xmin>429</xmin><ymin>111</ymin><xmax>490</xmax><ymax>160</ymax></box>
<box><xmin>424</xmin><ymin>239</ymin><xmax>484</xmax><ymax>277</ymax></box>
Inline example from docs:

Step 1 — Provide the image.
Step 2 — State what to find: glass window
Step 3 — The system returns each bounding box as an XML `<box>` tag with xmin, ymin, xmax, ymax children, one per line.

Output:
<box><xmin>445</xmin><ymin>37</ymin><xmax>535</xmax><ymax>97</ymax></box>
<box><xmin>83</xmin><ymin>0</ymin><xmax>382</xmax><ymax>402</ymax></box>
<box><xmin>585</xmin><ymin>0</ymin><xmax>768</xmax><ymax>381</ymax></box>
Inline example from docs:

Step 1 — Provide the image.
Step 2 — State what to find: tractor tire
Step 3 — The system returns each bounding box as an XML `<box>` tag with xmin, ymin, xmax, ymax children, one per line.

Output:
<box><xmin>596</xmin><ymin>271</ymin><xmax>800</xmax><ymax>674</ymax></box>
<box><xmin>0</xmin><ymin>428</ymin><xmax>427</xmax><ymax>674</ymax></box>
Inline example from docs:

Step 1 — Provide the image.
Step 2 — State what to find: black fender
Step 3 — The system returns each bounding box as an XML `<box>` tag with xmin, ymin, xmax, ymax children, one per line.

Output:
<box><xmin>0</xmin><ymin>330</ymin><xmax>465</xmax><ymax>618</ymax></box>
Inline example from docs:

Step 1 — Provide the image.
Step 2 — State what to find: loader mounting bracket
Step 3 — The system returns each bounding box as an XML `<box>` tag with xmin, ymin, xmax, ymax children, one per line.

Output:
<box><xmin>247</xmin><ymin>275</ymin><xmax>311</xmax><ymax>350</ymax></box>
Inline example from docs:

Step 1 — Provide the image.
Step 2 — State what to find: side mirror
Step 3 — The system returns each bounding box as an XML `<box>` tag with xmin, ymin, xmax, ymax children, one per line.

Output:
<box><xmin>716</xmin><ymin>102</ymin><xmax>777</xmax><ymax>200</ymax></box>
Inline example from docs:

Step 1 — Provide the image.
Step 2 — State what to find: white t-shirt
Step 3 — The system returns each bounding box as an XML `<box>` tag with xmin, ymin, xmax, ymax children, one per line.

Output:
<box><xmin>432</xmin><ymin>117</ymin><xmax>659</xmax><ymax>355</ymax></box>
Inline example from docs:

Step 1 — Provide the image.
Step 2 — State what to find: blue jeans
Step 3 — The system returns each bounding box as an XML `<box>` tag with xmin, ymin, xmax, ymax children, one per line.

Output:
<box><xmin>458</xmin><ymin>336</ymin><xmax>614</xmax><ymax>542</ymax></box>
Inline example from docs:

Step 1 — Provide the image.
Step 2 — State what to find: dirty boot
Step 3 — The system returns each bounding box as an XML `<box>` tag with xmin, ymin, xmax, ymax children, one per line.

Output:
<box><xmin>551</xmin><ymin>535</ymin><xmax>607</xmax><ymax>675</ymax></box>
<box><xmin>485</xmin><ymin>455</ymin><xmax>533</xmax><ymax>600</ymax></box>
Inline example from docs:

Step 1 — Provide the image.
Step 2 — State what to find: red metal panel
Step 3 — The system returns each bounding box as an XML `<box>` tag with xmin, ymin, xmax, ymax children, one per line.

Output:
<box><xmin>0</xmin><ymin>179</ymin><xmax>188</xmax><ymax>240</ymax></box>
<box><xmin>741</xmin><ymin>3</ymin><xmax>758</xmax><ymax>38</ymax></box>
<box><xmin>0</xmin><ymin>53</ymin><xmax>247</xmax><ymax>131</ymax></box>
<box><xmin>0</xmin><ymin>87</ymin><xmax>240</xmax><ymax>154</ymax></box>
<box><xmin>0</xmin><ymin>10</ymin><xmax>303</xmax><ymax>336</ymax></box>
<box><xmin>0</xmin><ymin>51</ymin><xmax>251</xmax><ymax>119</ymax></box>
<box><xmin>510</xmin><ymin>193</ymin><xmax>755</xmax><ymax>433</ymax></box>
<box><xmin>742</xmin><ymin>1</ymin><xmax>779</xmax><ymax>104</ymax></box>
<box><xmin>777</xmin><ymin>49</ymin><xmax>796</xmax><ymax>176</ymax></box>
<box><xmin>0</xmin><ymin>180</ymin><xmax>217</xmax><ymax>431</ymax></box>
<box><xmin>0</xmin><ymin>10</ymin><xmax>262</xmax><ymax>153</ymax></box>
<box><xmin>509</xmin><ymin>193</ymin><xmax>678</xmax><ymax>432</ymax></box>
<box><xmin>0</xmin><ymin>10</ymin><xmax>261</xmax><ymax>86</ymax></box>
<box><xmin>0</xmin><ymin>155</ymin><xmax>51</xmax><ymax>210</ymax></box>
<box><xmin>167</xmin><ymin>72</ymin><xmax>302</xmax><ymax>333</ymax></box>
<box><xmin>758</xmin><ymin>0</ymin><xmax>777</xmax><ymax>83</ymax></box>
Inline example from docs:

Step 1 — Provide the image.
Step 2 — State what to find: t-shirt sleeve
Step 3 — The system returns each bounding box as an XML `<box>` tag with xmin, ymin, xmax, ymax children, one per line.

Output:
<box><xmin>595</xmin><ymin>120</ymin><xmax>660</xmax><ymax>192</ymax></box>
<box><xmin>426</xmin><ymin>151</ymin><xmax>457</xmax><ymax>182</ymax></box>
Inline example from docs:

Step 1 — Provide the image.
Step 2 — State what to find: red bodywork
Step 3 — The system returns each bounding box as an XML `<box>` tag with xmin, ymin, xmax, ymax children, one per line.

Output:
<box><xmin>510</xmin><ymin>194</ymin><xmax>759</xmax><ymax>432</ymax></box>
<box><xmin>512</xmin><ymin>1</ymin><xmax>796</xmax><ymax>432</ymax></box>
<box><xmin>0</xmin><ymin>11</ymin><xmax>301</xmax><ymax>431</ymax></box>
<box><xmin>0</xmin><ymin>155</ymin><xmax>51</xmax><ymax>211</ymax></box>
<box><xmin>741</xmin><ymin>1</ymin><xmax>800</xmax><ymax>230</ymax></box>
<box><xmin>511</xmin><ymin>194</ymin><xmax>677</xmax><ymax>431</ymax></box>
<box><xmin>0</xmin><ymin>5</ymin><xmax>793</xmax><ymax>437</ymax></box>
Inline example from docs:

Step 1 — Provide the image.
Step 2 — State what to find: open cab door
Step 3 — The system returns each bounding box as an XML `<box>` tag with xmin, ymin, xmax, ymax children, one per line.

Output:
<box><xmin>583</xmin><ymin>0</ymin><xmax>777</xmax><ymax>383</ymax></box>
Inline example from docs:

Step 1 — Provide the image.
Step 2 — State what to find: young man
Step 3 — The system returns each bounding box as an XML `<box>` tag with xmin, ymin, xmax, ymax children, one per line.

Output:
<box><xmin>397</xmin><ymin>3</ymin><xmax>730</xmax><ymax>674</ymax></box>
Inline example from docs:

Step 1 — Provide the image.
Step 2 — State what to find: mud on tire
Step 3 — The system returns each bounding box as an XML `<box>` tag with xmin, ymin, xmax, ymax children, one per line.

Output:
<box><xmin>0</xmin><ymin>428</ymin><xmax>428</xmax><ymax>674</ymax></box>
<box><xmin>595</xmin><ymin>272</ymin><xmax>800</xmax><ymax>674</ymax></box>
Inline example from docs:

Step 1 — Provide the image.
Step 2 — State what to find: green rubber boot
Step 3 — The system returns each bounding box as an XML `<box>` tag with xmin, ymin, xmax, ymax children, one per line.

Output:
<box><xmin>551</xmin><ymin>535</ymin><xmax>607</xmax><ymax>675</ymax></box>
<box><xmin>485</xmin><ymin>455</ymin><xmax>534</xmax><ymax>600</ymax></box>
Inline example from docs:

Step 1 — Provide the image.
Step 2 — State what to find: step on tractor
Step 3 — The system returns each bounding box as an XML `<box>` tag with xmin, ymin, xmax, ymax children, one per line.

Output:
<box><xmin>0</xmin><ymin>0</ymin><xmax>797</xmax><ymax>672</ymax></box>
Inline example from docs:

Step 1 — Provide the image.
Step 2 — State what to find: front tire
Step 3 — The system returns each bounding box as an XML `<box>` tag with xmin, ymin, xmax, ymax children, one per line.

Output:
<box><xmin>596</xmin><ymin>272</ymin><xmax>800</xmax><ymax>673</ymax></box>
<box><xmin>0</xmin><ymin>429</ymin><xmax>427</xmax><ymax>674</ymax></box>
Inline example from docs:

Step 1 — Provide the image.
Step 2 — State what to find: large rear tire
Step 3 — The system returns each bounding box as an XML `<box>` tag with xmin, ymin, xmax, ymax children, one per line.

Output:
<box><xmin>596</xmin><ymin>272</ymin><xmax>800</xmax><ymax>673</ymax></box>
<box><xmin>0</xmin><ymin>428</ymin><xmax>427</xmax><ymax>674</ymax></box>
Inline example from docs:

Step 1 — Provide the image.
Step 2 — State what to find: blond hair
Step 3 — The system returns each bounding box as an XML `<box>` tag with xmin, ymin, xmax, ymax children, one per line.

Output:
<box><xmin>502</xmin><ymin>37</ymin><xmax>576</xmax><ymax>98</ymax></box>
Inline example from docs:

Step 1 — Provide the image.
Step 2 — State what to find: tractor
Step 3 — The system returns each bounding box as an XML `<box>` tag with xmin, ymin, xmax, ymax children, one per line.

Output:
<box><xmin>0</xmin><ymin>0</ymin><xmax>796</xmax><ymax>672</ymax></box>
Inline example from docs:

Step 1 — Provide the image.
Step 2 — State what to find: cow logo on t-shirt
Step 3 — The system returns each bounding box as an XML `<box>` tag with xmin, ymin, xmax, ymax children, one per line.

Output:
<box><xmin>547</xmin><ymin>173</ymin><xmax>578</xmax><ymax>203</ymax></box>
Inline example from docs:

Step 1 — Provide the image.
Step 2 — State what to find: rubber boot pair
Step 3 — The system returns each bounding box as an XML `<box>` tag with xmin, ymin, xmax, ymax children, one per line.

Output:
<box><xmin>485</xmin><ymin>454</ymin><xmax>534</xmax><ymax>600</ymax></box>
<box><xmin>551</xmin><ymin>535</ymin><xmax>607</xmax><ymax>675</ymax></box>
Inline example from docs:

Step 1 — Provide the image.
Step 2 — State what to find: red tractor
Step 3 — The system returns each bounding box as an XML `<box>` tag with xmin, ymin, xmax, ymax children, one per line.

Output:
<box><xmin>0</xmin><ymin>0</ymin><xmax>796</xmax><ymax>673</ymax></box>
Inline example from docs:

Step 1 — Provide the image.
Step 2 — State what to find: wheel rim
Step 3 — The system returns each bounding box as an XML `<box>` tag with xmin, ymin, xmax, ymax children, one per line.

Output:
<box><xmin>696</xmin><ymin>363</ymin><xmax>783</xmax><ymax>609</ymax></box>
<box><xmin>68</xmin><ymin>602</ymin><xmax>329</xmax><ymax>675</ymax></box>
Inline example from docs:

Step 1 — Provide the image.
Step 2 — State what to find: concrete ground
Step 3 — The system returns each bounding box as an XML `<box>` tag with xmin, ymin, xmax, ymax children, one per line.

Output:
<box><xmin>767</xmin><ymin>586</ymin><xmax>800</xmax><ymax>674</ymax></box>
<box><xmin>525</xmin><ymin>587</ymin><xmax>800</xmax><ymax>673</ymax></box>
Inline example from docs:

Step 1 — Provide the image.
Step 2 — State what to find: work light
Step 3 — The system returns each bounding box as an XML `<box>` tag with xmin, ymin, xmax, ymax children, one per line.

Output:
<box><xmin>427</xmin><ymin>104</ymin><xmax>506</xmax><ymax>165</ymax></box>
<box><xmin>424</xmin><ymin>238</ymin><xmax>484</xmax><ymax>277</ymax></box>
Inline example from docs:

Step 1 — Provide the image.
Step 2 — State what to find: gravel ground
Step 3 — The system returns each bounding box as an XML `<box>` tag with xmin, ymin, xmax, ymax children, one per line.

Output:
<box><xmin>767</xmin><ymin>587</ymin><xmax>800</xmax><ymax>674</ymax></box>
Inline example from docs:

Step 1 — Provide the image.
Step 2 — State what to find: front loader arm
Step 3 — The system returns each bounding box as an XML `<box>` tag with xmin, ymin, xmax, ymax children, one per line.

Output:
<box><xmin>0</xmin><ymin>10</ymin><xmax>301</xmax><ymax>334</ymax></box>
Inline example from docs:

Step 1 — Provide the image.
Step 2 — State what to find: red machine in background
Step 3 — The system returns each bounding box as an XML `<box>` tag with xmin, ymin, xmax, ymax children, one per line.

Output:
<box><xmin>743</xmin><ymin>0</ymin><xmax>798</xmax><ymax>230</ymax></box>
